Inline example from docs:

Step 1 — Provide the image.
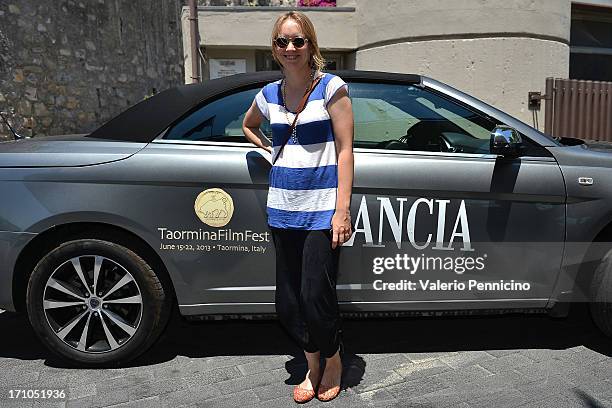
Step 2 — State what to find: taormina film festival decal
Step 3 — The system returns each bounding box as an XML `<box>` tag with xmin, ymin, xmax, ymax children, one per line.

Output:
<box><xmin>157</xmin><ymin>188</ymin><xmax>271</xmax><ymax>254</ymax></box>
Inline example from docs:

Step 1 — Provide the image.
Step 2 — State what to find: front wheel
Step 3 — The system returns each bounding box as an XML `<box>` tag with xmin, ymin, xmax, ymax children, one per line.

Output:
<box><xmin>27</xmin><ymin>239</ymin><xmax>171</xmax><ymax>366</ymax></box>
<box><xmin>589</xmin><ymin>247</ymin><xmax>612</xmax><ymax>337</ymax></box>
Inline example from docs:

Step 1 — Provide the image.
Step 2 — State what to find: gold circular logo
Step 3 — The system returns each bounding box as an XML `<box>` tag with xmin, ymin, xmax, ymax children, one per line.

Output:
<box><xmin>194</xmin><ymin>188</ymin><xmax>234</xmax><ymax>227</ymax></box>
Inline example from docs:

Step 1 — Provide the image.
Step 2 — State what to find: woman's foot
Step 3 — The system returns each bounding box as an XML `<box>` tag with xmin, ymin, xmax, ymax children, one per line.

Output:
<box><xmin>317</xmin><ymin>349</ymin><xmax>342</xmax><ymax>402</ymax></box>
<box><xmin>293</xmin><ymin>351</ymin><xmax>320</xmax><ymax>403</ymax></box>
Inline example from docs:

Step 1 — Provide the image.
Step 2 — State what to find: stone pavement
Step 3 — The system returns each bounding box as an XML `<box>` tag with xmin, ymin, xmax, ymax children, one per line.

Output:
<box><xmin>0</xmin><ymin>304</ymin><xmax>610</xmax><ymax>408</ymax></box>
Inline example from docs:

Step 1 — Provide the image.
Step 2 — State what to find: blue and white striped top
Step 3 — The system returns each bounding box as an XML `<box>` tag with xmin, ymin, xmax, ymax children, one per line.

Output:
<box><xmin>255</xmin><ymin>73</ymin><xmax>348</xmax><ymax>230</ymax></box>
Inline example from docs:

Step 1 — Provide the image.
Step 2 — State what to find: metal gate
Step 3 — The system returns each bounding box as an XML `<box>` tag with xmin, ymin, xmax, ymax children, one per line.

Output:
<box><xmin>541</xmin><ymin>78</ymin><xmax>612</xmax><ymax>141</ymax></box>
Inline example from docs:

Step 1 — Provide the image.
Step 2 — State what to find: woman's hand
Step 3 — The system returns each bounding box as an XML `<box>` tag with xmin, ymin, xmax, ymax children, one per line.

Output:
<box><xmin>331</xmin><ymin>210</ymin><xmax>352</xmax><ymax>249</ymax></box>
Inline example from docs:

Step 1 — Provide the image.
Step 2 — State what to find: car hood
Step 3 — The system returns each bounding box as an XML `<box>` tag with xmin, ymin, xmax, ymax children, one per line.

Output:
<box><xmin>549</xmin><ymin>142</ymin><xmax>612</xmax><ymax>168</ymax></box>
<box><xmin>0</xmin><ymin>134</ymin><xmax>147</xmax><ymax>168</ymax></box>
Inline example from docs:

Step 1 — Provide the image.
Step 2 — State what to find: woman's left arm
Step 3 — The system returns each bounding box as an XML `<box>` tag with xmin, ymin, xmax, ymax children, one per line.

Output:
<box><xmin>328</xmin><ymin>86</ymin><xmax>354</xmax><ymax>249</ymax></box>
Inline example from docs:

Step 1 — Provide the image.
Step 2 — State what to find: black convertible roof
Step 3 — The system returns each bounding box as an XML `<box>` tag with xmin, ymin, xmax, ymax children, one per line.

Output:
<box><xmin>87</xmin><ymin>70</ymin><xmax>421</xmax><ymax>143</ymax></box>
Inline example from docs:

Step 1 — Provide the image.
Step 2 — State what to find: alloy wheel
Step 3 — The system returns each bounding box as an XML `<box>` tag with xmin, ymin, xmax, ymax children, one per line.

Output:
<box><xmin>42</xmin><ymin>255</ymin><xmax>143</xmax><ymax>353</ymax></box>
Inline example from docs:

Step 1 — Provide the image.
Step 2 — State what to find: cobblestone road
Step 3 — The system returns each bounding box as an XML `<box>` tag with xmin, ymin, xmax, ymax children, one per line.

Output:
<box><xmin>0</xmin><ymin>305</ymin><xmax>610</xmax><ymax>408</ymax></box>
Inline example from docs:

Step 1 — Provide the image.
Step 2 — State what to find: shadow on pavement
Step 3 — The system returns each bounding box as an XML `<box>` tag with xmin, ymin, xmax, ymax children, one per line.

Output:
<box><xmin>574</xmin><ymin>388</ymin><xmax>610</xmax><ymax>408</ymax></box>
<box><xmin>0</xmin><ymin>303</ymin><xmax>610</xmax><ymax>372</ymax></box>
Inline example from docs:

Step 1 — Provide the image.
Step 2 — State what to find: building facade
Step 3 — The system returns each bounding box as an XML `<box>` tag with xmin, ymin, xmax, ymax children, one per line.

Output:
<box><xmin>185</xmin><ymin>0</ymin><xmax>612</xmax><ymax>128</ymax></box>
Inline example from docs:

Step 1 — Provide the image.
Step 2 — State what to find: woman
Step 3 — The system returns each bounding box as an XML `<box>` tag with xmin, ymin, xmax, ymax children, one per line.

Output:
<box><xmin>242</xmin><ymin>11</ymin><xmax>354</xmax><ymax>404</ymax></box>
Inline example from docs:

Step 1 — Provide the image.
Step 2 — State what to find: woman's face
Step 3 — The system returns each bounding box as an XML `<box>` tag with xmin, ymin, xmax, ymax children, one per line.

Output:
<box><xmin>275</xmin><ymin>19</ymin><xmax>311</xmax><ymax>71</ymax></box>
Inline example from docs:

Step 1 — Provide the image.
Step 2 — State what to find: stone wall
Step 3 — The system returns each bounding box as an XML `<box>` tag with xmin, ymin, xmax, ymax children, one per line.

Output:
<box><xmin>0</xmin><ymin>1</ymin><xmax>184</xmax><ymax>140</ymax></box>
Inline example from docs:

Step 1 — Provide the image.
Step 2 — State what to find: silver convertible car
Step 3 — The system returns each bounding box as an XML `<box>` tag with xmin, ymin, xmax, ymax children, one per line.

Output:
<box><xmin>1</xmin><ymin>70</ymin><xmax>611</xmax><ymax>366</ymax></box>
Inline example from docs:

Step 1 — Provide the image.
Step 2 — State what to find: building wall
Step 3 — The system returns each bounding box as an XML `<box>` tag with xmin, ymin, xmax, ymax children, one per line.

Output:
<box><xmin>0</xmin><ymin>0</ymin><xmax>184</xmax><ymax>140</ymax></box>
<box><xmin>354</xmin><ymin>0</ymin><xmax>571</xmax><ymax>124</ymax></box>
<box><xmin>356</xmin><ymin>38</ymin><xmax>569</xmax><ymax>126</ymax></box>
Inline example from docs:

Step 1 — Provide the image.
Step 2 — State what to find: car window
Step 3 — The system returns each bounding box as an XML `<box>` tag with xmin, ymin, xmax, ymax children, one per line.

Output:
<box><xmin>350</xmin><ymin>82</ymin><xmax>497</xmax><ymax>154</ymax></box>
<box><xmin>163</xmin><ymin>88</ymin><xmax>272</xmax><ymax>142</ymax></box>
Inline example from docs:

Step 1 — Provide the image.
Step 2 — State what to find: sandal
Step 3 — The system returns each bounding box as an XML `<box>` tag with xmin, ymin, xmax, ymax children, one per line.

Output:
<box><xmin>316</xmin><ymin>383</ymin><xmax>341</xmax><ymax>402</ymax></box>
<box><xmin>293</xmin><ymin>384</ymin><xmax>316</xmax><ymax>404</ymax></box>
<box><xmin>293</xmin><ymin>370</ymin><xmax>320</xmax><ymax>404</ymax></box>
<box><xmin>317</xmin><ymin>343</ymin><xmax>343</xmax><ymax>402</ymax></box>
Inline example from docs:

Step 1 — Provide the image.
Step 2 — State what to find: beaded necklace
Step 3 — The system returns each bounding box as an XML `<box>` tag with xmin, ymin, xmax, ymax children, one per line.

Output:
<box><xmin>281</xmin><ymin>69</ymin><xmax>318</xmax><ymax>144</ymax></box>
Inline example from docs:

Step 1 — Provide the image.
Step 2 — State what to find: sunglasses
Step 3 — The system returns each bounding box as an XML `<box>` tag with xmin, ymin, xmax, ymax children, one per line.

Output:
<box><xmin>274</xmin><ymin>36</ymin><xmax>309</xmax><ymax>49</ymax></box>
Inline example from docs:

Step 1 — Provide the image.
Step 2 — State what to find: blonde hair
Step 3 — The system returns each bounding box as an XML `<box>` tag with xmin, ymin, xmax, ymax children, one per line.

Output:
<box><xmin>271</xmin><ymin>11</ymin><xmax>326</xmax><ymax>73</ymax></box>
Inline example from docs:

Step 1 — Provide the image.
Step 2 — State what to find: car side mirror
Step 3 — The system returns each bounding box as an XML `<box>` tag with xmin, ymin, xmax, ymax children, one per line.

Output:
<box><xmin>490</xmin><ymin>126</ymin><xmax>523</xmax><ymax>157</ymax></box>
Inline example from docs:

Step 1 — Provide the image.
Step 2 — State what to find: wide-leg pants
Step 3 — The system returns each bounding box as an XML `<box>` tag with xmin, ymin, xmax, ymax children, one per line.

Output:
<box><xmin>271</xmin><ymin>227</ymin><xmax>342</xmax><ymax>359</ymax></box>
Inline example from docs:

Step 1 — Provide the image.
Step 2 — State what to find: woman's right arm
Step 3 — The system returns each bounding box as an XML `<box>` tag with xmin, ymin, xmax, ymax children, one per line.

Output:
<box><xmin>242</xmin><ymin>101</ymin><xmax>273</xmax><ymax>153</ymax></box>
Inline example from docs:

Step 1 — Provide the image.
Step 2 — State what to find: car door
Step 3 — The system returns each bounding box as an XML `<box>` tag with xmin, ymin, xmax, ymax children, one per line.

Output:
<box><xmin>336</xmin><ymin>81</ymin><xmax>566</xmax><ymax>311</ymax></box>
<box><xmin>136</xmin><ymin>87</ymin><xmax>279</xmax><ymax>314</ymax></box>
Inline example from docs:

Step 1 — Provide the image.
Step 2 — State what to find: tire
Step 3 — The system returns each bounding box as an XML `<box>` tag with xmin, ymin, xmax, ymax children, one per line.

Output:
<box><xmin>26</xmin><ymin>239</ymin><xmax>171</xmax><ymax>366</ymax></box>
<box><xmin>589</xmin><ymin>247</ymin><xmax>612</xmax><ymax>337</ymax></box>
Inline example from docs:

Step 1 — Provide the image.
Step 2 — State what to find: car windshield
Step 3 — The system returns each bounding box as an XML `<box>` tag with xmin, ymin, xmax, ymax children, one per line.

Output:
<box><xmin>421</xmin><ymin>76</ymin><xmax>563</xmax><ymax>147</ymax></box>
<box><xmin>349</xmin><ymin>82</ymin><xmax>496</xmax><ymax>153</ymax></box>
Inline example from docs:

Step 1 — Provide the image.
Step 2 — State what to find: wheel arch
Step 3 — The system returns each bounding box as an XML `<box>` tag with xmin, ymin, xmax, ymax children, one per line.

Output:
<box><xmin>13</xmin><ymin>222</ymin><xmax>177</xmax><ymax>314</ymax></box>
<box><xmin>569</xmin><ymin>219</ymin><xmax>612</xmax><ymax>303</ymax></box>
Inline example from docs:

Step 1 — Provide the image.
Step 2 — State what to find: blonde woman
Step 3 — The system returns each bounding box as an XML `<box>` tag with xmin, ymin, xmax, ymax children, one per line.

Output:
<box><xmin>242</xmin><ymin>11</ymin><xmax>354</xmax><ymax>404</ymax></box>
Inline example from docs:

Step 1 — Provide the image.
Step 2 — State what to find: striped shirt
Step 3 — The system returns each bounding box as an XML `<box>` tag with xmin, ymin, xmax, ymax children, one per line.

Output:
<box><xmin>255</xmin><ymin>72</ymin><xmax>348</xmax><ymax>230</ymax></box>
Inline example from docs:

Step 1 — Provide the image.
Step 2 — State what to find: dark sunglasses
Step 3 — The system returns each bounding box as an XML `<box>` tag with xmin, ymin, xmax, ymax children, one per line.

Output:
<box><xmin>274</xmin><ymin>36</ymin><xmax>309</xmax><ymax>49</ymax></box>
